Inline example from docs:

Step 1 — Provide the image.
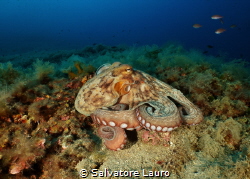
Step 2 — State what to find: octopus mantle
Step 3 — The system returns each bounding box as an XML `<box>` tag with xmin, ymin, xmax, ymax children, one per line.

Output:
<box><xmin>75</xmin><ymin>62</ymin><xmax>203</xmax><ymax>150</ymax></box>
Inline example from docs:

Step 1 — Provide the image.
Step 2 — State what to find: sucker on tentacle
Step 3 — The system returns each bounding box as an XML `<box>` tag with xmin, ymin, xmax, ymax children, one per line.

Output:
<box><xmin>97</xmin><ymin>125</ymin><xmax>127</xmax><ymax>151</ymax></box>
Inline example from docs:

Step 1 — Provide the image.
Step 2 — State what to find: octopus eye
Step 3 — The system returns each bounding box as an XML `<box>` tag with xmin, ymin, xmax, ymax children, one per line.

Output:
<box><xmin>124</xmin><ymin>67</ymin><xmax>133</xmax><ymax>75</ymax></box>
<box><xmin>114</xmin><ymin>81</ymin><xmax>131</xmax><ymax>95</ymax></box>
<box><xmin>124</xmin><ymin>85</ymin><xmax>131</xmax><ymax>92</ymax></box>
<box><xmin>96</xmin><ymin>63</ymin><xmax>111</xmax><ymax>75</ymax></box>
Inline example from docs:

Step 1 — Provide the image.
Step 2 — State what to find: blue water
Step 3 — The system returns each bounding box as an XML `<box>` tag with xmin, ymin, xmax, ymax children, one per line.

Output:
<box><xmin>1</xmin><ymin>0</ymin><xmax>250</xmax><ymax>60</ymax></box>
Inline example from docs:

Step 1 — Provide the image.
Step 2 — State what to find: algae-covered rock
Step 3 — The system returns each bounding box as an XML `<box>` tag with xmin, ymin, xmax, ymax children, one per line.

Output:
<box><xmin>215</xmin><ymin>118</ymin><xmax>242</xmax><ymax>149</ymax></box>
<box><xmin>198</xmin><ymin>134</ymin><xmax>225</xmax><ymax>158</ymax></box>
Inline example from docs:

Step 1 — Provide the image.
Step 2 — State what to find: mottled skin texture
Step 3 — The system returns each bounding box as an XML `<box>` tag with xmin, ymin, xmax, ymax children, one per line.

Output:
<box><xmin>75</xmin><ymin>62</ymin><xmax>203</xmax><ymax>150</ymax></box>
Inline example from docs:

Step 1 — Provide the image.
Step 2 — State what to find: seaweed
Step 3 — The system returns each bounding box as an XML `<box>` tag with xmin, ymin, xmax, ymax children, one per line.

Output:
<box><xmin>0</xmin><ymin>62</ymin><xmax>20</xmax><ymax>86</ymax></box>
<box><xmin>32</xmin><ymin>59</ymin><xmax>55</xmax><ymax>83</ymax></box>
<box><xmin>62</xmin><ymin>58</ymin><xmax>95</xmax><ymax>79</ymax></box>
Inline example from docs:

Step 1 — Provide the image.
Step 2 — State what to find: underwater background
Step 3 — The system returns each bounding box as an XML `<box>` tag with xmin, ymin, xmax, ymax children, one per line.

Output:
<box><xmin>1</xmin><ymin>0</ymin><xmax>250</xmax><ymax>60</ymax></box>
<box><xmin>0</xmin><ymin>0</ymin><xmax>250</xmax><ymax>178</ymax></box>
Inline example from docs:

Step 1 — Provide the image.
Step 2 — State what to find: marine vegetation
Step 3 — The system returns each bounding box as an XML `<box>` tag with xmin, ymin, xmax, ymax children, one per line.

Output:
<box><xmin>0</xmin><ymin>44</ymin><xmax>250</xmax><ymax>178</ymax></box>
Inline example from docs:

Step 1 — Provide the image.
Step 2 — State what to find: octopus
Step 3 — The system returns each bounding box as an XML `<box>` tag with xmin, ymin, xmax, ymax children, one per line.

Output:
<box><xmin>75</xmin><ymin>62</ymin><xmax>203</xmax><ymax>150</ymax></box>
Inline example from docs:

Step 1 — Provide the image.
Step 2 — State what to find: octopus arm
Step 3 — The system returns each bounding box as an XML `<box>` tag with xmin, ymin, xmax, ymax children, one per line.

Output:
<box><xmin>168</xmin><ymin>89</ymin><xmax>203</xmax><ymax>125</ymax></box>
<box><xmin>92</xmin><ymin>108</ymin><xmax>141</xmax><ymax>129</ymax></box>
<box><xmin>98</xmin><ymin>125</ymin><xmax>127</xmax><ymax>151</ymax></box>
<box><xmin>137</xmin><ymin>99</ymin><xmax>182</xmax><ymax>132</ymax></box>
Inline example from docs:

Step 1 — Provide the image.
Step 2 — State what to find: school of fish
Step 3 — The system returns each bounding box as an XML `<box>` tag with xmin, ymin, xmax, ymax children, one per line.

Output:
<box><xmin>193</xmin><ymin>14</ymin><xmax>236</xmax><ymax>34</ymax></box>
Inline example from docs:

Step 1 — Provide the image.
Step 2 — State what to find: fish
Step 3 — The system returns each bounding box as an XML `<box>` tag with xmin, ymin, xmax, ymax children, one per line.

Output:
<box><xmin>207</xmin><ymin>45</ymin><xmax>214</xmax><ymax>48</ymax></box>
<box><xmin>211</xmin><ymin>15</ymin><xmax>223</xmax><ymax>19</ymax></box>
<box><xmin>215</xmin><ymin>28</ymin><xmax>226</xmax><ymax>34</ymax></box>
<box><xmin>230</xmin><ymin>24</ymin><xmax>237</xmax><ymax>28</ymax></box>
<box><xmin>192</xmin><ymin>24</ymin><xmax>202</xmax><ymax>28</ymax></box>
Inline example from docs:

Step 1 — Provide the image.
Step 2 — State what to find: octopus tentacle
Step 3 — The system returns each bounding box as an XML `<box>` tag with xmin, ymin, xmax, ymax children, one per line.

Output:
<box><xmin>136</xmin><ymin>101</ymin><xmax>181</xmax><ymax>132</ymax></box>
<box><xmin>168</xmin><ymin>89</ymin><xmax>203</xmax><ymax>125</ymax></box>
<box><xmin>91</xmin><ymin>108</ymin><xmax>141</xmax><ymax>130</ymax></box>
<box><xmin>97</xmin><ymin>125</ymin><xmax>127</xmax><ymax>151</ymax></box>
